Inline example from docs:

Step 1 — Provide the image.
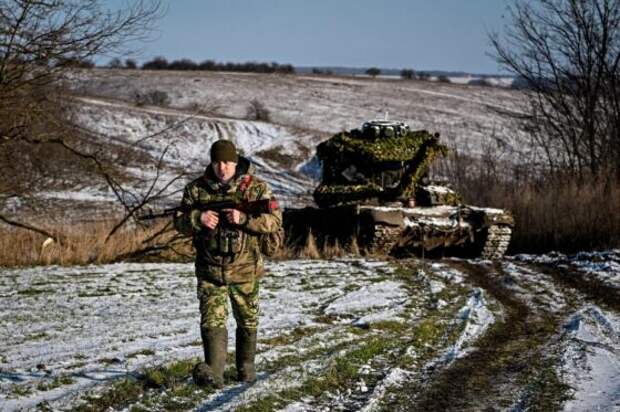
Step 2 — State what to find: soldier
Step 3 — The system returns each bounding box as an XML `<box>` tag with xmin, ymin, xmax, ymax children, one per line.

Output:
<box><xmin>174</xmin><ymin>139</ymin><xmax>282</xmax><ymax>388</ymax></box>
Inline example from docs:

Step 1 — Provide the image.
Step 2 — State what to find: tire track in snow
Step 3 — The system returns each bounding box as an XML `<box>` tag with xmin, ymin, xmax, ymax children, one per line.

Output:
<box><xmin>508</xmin><ymin>259</ymin><xmax>620</xmax><ymax>411</ymax></box>
<box><xmin>308</xmin><ymin>262</ymin><xmax>499</xmax><ymax>412</ymax></box>
<box><xmin>516</xmin><ymin>260</ymin><xmax>620</xmax><ymax>313</ymax></box>
<box><xmin>399</xmin><ymin>260</ymin><xmax>567</xmax><ymax>411</ymax></box>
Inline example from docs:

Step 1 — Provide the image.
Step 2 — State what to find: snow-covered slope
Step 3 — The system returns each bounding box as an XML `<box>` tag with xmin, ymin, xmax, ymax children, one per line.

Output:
<box><xmin>74</xmin><ymin>69</ymin><xmax>531</xmax><ymax>157</ymax></box>
<box><xmin>73</xmin><ymin>97</ymin><xmax>319</xmax><ymax>208</ymax></box>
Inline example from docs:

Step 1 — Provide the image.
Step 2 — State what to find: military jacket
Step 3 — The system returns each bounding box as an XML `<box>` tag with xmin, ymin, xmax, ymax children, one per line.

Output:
<box><xmin>174</xmin><ymin>156</ymin><xmax>282</xmax><ymax>284</ymax></box>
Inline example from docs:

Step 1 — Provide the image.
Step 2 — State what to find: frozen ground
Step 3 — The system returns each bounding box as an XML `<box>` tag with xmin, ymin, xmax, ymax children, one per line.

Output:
<box><xmin>1</xmin><ymin>253</ymin><xmax>618</xmax><ymax>411</ymax></box>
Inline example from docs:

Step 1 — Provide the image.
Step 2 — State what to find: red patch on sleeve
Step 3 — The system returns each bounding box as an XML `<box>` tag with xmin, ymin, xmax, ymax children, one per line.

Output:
<box><xmin>269</xmin><ymin>198</ymin><xmax>280</xmax><ymax>211</ymax></box>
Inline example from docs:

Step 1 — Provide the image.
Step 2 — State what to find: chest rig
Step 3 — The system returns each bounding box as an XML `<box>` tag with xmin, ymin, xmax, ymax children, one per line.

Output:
<box><xmin>199</xmin><ymin>175</ymin><xmax>253</xmax><ymax>257</ymax></box>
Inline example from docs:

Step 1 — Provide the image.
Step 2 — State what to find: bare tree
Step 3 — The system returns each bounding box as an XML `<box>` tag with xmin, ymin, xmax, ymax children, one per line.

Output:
<box><xmin>490</xmin><ymin>0</ymin><xmax>620</xmax><ymax>178</ymax></box>
<box><xmin>0</xmin><ymin>0</ymin><xmax>163</xmax><ymax>144</ymax></box>
<box><xmin>366</xmin><ymin>67</ymin><xmax>381</xmax><ymax>78</ymax></box>
<box><xmin>0</xmin><ymin>0</ymin><xmax>164</xmax><ymax>240</ymax></box>
<box><xmin>400</xmin><ymin>68</ymin><xmax>415</xmax><ymax>80</ymax></box>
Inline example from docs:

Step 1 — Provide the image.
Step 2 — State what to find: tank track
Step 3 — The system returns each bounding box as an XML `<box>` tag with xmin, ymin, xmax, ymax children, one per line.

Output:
<box><xmin>480</xmin><ymin>225</ymin><xmax>512</xmax><ymax>259</ymax></box>
<box><xmin>368</xmin><ymin>223</ymin><xmax>512</xmax><ymax>258</ymax></box>
<box><xmin>369</xmin><ymin>225</ymin><xmax>402</xmax><ymax>255</ymax></box>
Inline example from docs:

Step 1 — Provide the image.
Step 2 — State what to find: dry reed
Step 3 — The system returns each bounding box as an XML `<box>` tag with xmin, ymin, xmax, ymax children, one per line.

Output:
<box><xmin>444</xmin><ymin>151</ymin><xmax>620</xmax><ymax>254</ymax></box>
<box><xmin>0</xmin><ymin>220</ymin><xmax>193</xmax><ymax>267</ymax></box>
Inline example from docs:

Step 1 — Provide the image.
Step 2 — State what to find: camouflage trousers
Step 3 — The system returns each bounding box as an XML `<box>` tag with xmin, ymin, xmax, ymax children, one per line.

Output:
<box><xmin>197</xmin><ymin>278</ymin><xmax>260</xmax><ymax>330</ymax></box>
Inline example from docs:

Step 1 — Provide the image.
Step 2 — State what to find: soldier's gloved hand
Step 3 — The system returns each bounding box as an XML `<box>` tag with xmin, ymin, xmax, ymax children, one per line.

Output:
<box><xmin>200</xmin><ymin>210</ymin><xmax>219</xmax><ymax>229</ymax></box>
<box><xmin>222</xmin><ymin>208</ymin><xmax>245</xmax><ymax>225</ymax></box>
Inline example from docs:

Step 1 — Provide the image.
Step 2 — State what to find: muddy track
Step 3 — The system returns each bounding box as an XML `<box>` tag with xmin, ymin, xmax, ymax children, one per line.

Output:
<box><xmin>390</xmin><ymin>260</ymin><xmax>567</xmax><ymax>411</ymax></box>
<box><xmin>521</xmin><ymin>261</ymin><xmax>620</xmax><ymax>312</ymax></box>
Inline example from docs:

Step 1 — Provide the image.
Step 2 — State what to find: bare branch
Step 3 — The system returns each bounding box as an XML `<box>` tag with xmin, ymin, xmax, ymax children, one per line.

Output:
<box><xmin>0</xmin><ymin>213</ymin><xmax>63</xmax><ymax>242</ymax></box>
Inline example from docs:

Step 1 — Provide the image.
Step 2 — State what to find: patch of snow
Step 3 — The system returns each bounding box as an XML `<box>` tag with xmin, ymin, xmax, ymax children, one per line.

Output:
<box><xmin>441</xmin><ymin>288</ymin><xmax>495</xmax><ymax>362</ymax></box>
<box><xmin>429</xmin><ymin>263</ymin><xmax>464</xmax><ymax>284</ymax></box>
<box><xmin>38</xmin><ymin>190</ymin><xmax>115</xmax><ymax>203</ymax></box>
<box><xmin>359</xmin><ymin>368</ymin><xmax>414</xmax><ymax>412</ymax></box>
<box><xmin>514</xmin><ymin>251</ymin><xmax>620</xmax><ymax>289</ymax></box>
<box><xmin>501</xmin><ymin>261</ymin><xmax>569</xmax><ymax>313</ymax></box>
<box><xmin>560</xmin><ymin>306</ymin><xmax>620</xmax><ymax>411</ymax></box>
<box><xmin>424</xmin><ymin>185</ymin><xmax>454</xmax><ymax>194</ymax></box>
<box><xmin>0</xmin><ymin>258</ymin><xmax>396</xmax><ymax>411</ymax></box>
<box><xmin>324</xmin><ymin>281</ymin><xmax>407</xmax><ymax>317</ymax></box>
<box><xmin>429</xmin><ymin>280</ymin><xmax>445</xmax><ymax>294</ymax></box>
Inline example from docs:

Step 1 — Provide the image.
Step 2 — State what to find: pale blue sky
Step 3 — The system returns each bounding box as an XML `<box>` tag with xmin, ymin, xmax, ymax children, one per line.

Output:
<box><xmin>107</xmin><ymin>0</ymin><xmax>512</xmax><ymax>74</ymax></box>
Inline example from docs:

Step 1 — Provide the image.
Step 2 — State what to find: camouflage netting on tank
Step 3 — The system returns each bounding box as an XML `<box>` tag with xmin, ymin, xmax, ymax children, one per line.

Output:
<box><xmin>314</xmin><ymin>128</ymin><xmax>448</xmax><ymax>207</ymax></box>
<box><xmin>318</xmin><ymin>129</ymin><xmax>443</xmax><ymax>163</ymax></box>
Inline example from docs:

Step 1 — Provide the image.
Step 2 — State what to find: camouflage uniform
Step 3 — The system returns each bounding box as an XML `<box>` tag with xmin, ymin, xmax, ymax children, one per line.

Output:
<box><xmin>174</xmin><ymin>155</ymin><xmax>281</xmax><ymax>384</ymax></box>
<box><xmin>175</xmin><ymin>155</ymin><xmax>281</xmax><ymax>327</ymax></box>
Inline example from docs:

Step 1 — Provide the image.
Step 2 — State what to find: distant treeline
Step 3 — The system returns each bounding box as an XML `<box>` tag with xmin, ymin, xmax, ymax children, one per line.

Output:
<box><xmin>106</xmin><ymin>56</ymin><xmax>295</xmax><ymax>74</ymax></box>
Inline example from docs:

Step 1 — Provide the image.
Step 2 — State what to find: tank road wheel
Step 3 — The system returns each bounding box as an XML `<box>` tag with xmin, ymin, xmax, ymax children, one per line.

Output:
<box><xmin>369</xmin><ymin>225</ymin><xmax>402</xmax><ymax>255</ymax></box>
<box><xmin>480</xmin><ymin>224</ymin><xmax>512</xmax><ymax>259</ymax></box>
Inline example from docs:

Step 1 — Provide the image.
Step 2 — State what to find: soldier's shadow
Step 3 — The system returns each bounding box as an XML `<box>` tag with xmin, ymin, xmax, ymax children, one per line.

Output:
<box><xmin>196</xmin><ymin>372</ymin><xmax>268</xmax><ymax>411</ymax></box>
<box><xmin>0</xmin><ymin>371</ymin><xmax>37</xmax><ymax>383</ymax></box>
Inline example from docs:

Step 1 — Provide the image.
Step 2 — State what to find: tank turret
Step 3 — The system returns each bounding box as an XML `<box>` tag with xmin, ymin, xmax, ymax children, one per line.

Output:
<box><xmin>313</xmin><ymin>120</ymin><xmax>449</xmax><ymax>208</ymax></box>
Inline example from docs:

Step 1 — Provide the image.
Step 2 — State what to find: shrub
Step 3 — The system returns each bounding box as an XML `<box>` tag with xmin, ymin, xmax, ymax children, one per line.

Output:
<box><xmin>107</xmin><ymin>58</ymin><xmax>123</xmax><ymax>69</ymax></box>
<box><xmin>417</xmin><ymin>71</ymin><xmax>431</xmax><ymax>81</ymax></box>
<box><xmin>437</xmin><ymin>75</ymin><xmax>451</xmax><ymax>83</ymax></box>
<box><xmin>125</xmin><ymin>59</ymin><xmax>137</xmax><ymax>69</ymax></box>
<box><xmin>141</xmin><ymin>56</ymin><xmax>169</xmax><ymax>70</ymax></box>
<box><xmin>168</xmin><ymin>58</ymin><xmax>198</xmax><ymax>71</ymax></box>
<box><xmin>400</xmin><ymin>69</ymin><xmax>415</xmax><ymax>80</ymax></box>
<box><xmin>55</xmin><ymin>58</ymin><xmax>95</xmax><ymax>68</ymax></box>
<box><xmin>246</xmin><ymin>99</ymin><xmax>270</xmax><ymax>122</ymax></box>
<box><xmin>365</xmin><ymin>67</ymin><xmax>381</xmax><ymax>77</ymax></box>
<box><xmin>468</xmin><ymin>78</ymin><xmax>493</xmax><ymax>87</ymax></box>
<box><xmin>134</xmin><ymin>90</ymin><xmax>170</xmax><ymax>107</ymax></box>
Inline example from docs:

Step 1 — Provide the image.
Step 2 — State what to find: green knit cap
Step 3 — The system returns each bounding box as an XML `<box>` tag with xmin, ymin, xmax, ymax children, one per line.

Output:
<box><xmin>210</xmin><ymin>139</ymin><xmax>238</xmax><ymax>163</ymax></box>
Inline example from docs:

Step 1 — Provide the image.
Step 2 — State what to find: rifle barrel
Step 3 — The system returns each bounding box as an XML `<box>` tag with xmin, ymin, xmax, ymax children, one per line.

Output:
<box><xmin>138</xmin><ymin>198</ymin><xmax>275</xmax><ymax>221</ymax></box>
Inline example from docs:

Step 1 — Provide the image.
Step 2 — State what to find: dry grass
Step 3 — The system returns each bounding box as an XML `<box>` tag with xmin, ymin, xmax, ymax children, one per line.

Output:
<box><xmin>0</xmin><ymin>220</ymin><xmax>192</xmax><ymax>267</ymax></box>
<box><xmin>299</xmin><ymin>229</ymin><xmax>321</xmax><ymax>259</ymax></box>
<box><xmin>441</xmin><ymin>151</ymin><xmax>620</xmax><ymax>253</ymax></box>
<box><xmin>276</xmin><ymin>231</ymin><xmax>363</xmax><ymax>261</ymax></box>
<box><xmin>0</xmin><ymin>220</ymin><xmax>364</xmax><ymax>267</ymax></box>
<box><xmin>490</xmin><ymin>176</ymin><xmax>620</xmax><ymax>253</ymax></box>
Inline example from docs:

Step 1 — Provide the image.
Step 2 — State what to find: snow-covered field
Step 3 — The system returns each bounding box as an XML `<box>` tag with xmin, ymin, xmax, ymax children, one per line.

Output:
<box><xmin>73</xmin><ymin>70</ymin><xmax>529</xmax><ymax>154</ymax></box>
<box><xmin>3</xmin><ymin>69</ymin><xmax>535</xmax><ymax>220</ymax></box>
<box><xmin>1</xmin><ymin>253</ymin><xmax>619</xmax><ymax>411</ymax></box>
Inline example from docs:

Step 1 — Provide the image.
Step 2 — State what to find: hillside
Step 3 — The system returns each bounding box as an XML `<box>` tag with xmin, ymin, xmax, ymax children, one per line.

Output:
<box><xmin>73</xmin><ymin>69</ymin><xmax>528</xmax><ymax>155</ymax></box>
<box><xmin>7</xmin><ymin>69</ymin><xmax>528</xmax><ymax>216</ymax></box>
<box><xmin>2</xmin><ymin>69</ymin><xmax>533</xmax><ymax>223</ymax></box>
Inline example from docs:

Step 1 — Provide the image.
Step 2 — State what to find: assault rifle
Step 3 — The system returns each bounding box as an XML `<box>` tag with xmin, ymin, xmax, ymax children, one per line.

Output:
<box><xmin>138</xmin><ymin>198</ymin><xmax>279</xmax><ymax>221</ymax></box>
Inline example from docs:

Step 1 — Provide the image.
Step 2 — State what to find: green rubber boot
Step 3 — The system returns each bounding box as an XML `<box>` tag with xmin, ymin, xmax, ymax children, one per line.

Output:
<box><xmin>193</xmin><ymin>327</ymin><xmax>227</xmax><ymax>388</ymax></box>
<box><xmin>236</xmin><ymin>328</ymin><xmax>257</xmax><ymax>382</ymax></box>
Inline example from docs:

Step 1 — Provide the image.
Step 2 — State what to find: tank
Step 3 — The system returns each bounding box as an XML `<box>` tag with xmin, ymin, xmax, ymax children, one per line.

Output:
<box><xmin>283</xmin><ymin>120</ymin><xmax>514</xmax><ymax>259</ymax></box>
